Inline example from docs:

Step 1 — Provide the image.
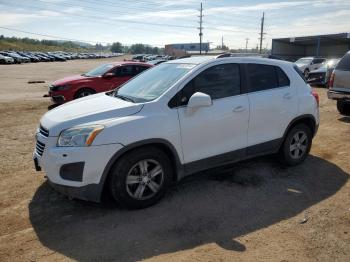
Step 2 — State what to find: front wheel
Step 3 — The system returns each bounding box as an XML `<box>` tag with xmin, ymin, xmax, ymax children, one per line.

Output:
<box><xmin>74</xmin><ymin>88</ymin><xmax>95</xmax><ymax>99</ymax></box>
<box><xmin>279</xmin><ymin>124</ymin><xmax>312</xmax><ymax>166</ymax></box>
<box><xmin>108</xmin><ymin>147</ymin><xmax>173</xmax><ymax>209</ymax></box>
<box><xmin>304</xmin><ymin>69</ymin><xmax>310</xmax><ymax>79</ymax></box>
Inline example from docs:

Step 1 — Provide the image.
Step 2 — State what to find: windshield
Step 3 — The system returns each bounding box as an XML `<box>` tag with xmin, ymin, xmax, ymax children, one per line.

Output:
<box><xmin>85</xmin><ymin>64</ymin><xmax>114</xmax><ymax>77</ymax></box>
<box><xmin>295</xmin><ymin>58</ymin><xmax>312</xmax><ymax>65</ymax></box>
<box><xmin>115</xmin><ymin>63</ymin><xmax>195</xmax><ymax>102</ymax></box>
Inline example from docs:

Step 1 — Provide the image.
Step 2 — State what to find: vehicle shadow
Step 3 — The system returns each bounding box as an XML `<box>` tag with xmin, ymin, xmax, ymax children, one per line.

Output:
<box><xmin>29</xmin><ymin>155</ymin><xmax>348</xmax><ymax>262</ymax></box>
<box><xmin>338</xmin><ymin>116</ymin><xmax>350</xmax><ymax>123</ymax></box>
<box><xmin>47</xmin><ymin>104</ymin><xmax>60</xmax><ymax>110</ymax></box>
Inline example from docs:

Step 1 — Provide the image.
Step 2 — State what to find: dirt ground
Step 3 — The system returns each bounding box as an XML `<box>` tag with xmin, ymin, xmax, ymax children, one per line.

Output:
<box><xmin>0</xmin><ymin>57</ymin><xmax>349</xmax><ymax>262</ymax></box>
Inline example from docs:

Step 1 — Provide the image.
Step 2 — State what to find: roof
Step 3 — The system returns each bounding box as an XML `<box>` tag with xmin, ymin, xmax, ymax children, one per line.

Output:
<box><xmin>166</xmin><ymin>56</ymin><xmax>216</xmax><ymax>64</ymax></box>
<box><xmin>108</xmin><ymin>61</ymin><xmax>152</xmax><ymax>66</ymax></box>
<box><xmin>167</xmin><ymin>56</ymin><xmax>293</xmax><ymax>67</ymax></box>
<box><xmin>273</xmin><ymin>32</ymin><xmax>350</xmax><ymax>45</ymax></box>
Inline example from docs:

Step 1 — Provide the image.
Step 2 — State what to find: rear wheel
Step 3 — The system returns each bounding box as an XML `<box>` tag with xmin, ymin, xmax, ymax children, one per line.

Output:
<box><xmin>74</xmin><ymin>88</ymin><xmax>95</xmax><ymax>99</ymax></box>
<box><xmin>337</xmin><ymin>100</ymin><xmax>350</xmax><ymax>115</ymax></box>
<box><xmin>108</xmin><ymin>147</ymin><xmax>172</xmax><ymax>209</ymax></box>
<box><xmin>279</xmin><ymin>124</ymin><xmax>312</xmax><ymax>166</ymax></box>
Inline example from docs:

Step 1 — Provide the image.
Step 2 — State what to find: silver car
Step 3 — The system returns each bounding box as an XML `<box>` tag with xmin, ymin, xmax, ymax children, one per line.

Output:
<box><xmin>328</xmin><ymin>51</ymin><xmax>350</xmax><ymax>115</ymax></box>
<box><xmin>0</xmin><ymin>54</ymin><xmax>14</xmax><ymax>64</ymax></box>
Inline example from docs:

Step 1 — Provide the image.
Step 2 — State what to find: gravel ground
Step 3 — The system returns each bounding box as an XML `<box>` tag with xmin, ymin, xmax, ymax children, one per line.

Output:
<box><xmin>0</xmin><ymin>57</ymin><xmax>349</xmax><ymax>262</ymax></box>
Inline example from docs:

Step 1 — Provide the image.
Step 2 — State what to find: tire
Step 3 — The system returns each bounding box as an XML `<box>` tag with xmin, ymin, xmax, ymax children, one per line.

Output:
<box><xmin>108</xmin><ymin>147</ymin><xmax>173</xmax><ymax>209</ymax></box>
<box><xmin>304</xmin><ymin>69</ymin><xmax>310</xmax><ymax>79</ymax></box>
<box><xmin>279</xmin><ymin>124</ymin><xmax>312</xmax><ymax>166</ymax></box>
<box><xmin>74</xmin><ymin>88</ymin><xmax>95</xmax><ymax>99</ymax></box>
<box><xmin>337</xmin><ymin>100</ymin><xmax>350</xmax><ymax>115</ymax></box>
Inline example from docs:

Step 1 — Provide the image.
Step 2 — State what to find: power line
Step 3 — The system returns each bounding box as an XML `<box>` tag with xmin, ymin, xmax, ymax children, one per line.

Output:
<box><xmin>0</xmin><ymin>26</ymin><xmax>109</xmax><ymax>44</ymax></box>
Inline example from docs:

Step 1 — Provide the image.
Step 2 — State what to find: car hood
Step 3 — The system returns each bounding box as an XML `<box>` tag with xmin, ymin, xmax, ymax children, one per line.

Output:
<box><xmin>52</xmin><ymin>74</ymin><xmax>95</xmax><ymax>85</ymax></box>
<box><xmin>40</xmin><ymin>93</ymin><xmax>143</xmax><ymax>136</ymax></box>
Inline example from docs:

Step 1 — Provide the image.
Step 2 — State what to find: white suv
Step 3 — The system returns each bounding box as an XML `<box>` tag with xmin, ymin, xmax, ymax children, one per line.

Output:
<box><xmin>34</xmin><ymin>57</ymin><xmax>320</xmax><ymax>209</ymax></box>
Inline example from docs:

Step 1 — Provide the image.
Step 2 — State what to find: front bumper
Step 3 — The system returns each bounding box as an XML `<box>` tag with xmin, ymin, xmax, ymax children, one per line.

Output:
<box><xmin>34</xmin><ymin>133</ymin><xmax>124</xmax><ymax>202</ymax></box>
<box><xmin>327</xmin><ymin>89</ymin><xmax>350</xmax><ymax>101</ymax></box>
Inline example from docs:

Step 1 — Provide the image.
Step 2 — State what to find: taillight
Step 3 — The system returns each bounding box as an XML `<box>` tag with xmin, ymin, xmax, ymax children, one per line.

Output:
<box><xmin>312</xmin><ymin>90</ymin><xmax>319</xmax><ymax>107</ymax></box>
<box><xmin>328</xmin><ymin>72</ymin><xmax>335</xmax><ymax>88</ymax></box>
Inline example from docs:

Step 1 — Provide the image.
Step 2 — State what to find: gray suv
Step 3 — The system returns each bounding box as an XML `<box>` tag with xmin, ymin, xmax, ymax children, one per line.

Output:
<box><xmin>328</xmin><ymin>51</ymin><xmax>350</xmax><ymax>115</ymax></box>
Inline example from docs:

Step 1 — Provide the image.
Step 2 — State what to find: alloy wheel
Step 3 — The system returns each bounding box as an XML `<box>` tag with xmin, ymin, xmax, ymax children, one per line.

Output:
<box><xmin>125</xmin><ymin>159</ymin><xmax>164</xmax><ymax>200</ymax></box>
<box><xmin>289</xmin><ymin>131</ymin><xmax>308</xmax><ymax>159</ymax></box>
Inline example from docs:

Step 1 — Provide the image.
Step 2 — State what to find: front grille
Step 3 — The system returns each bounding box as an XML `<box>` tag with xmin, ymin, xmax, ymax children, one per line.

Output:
<box><xmin>39</xmin><ymin>125</ymin><xmax>49</xmax><ymax>137</ymax></box>
<box><xmin>36</xmin><ymin>140</ymin><xmax>45</xmax><ymax>156</ymax></box>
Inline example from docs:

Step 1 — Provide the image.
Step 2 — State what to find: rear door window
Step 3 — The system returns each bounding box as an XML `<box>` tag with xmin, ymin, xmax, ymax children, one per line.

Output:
<box><xmin>336</xmin><ymin>52</ymin><xmax>350</xmax><ymax>71</ymax></box>
<box><xmin>114</xmin><ymin>65</ymin><xmax>134</xmax><ymax>77</ymax></box>
<box><xmin>313</xmin><ymin>58</ymin><xmax>325</xmax><ymax>64</ymax></box>
<box><xmin>133</xmin><ymin>65</ymin><xmax>149</xmax><ymax>75</ymax></box>
<box><xmin>247</xmin><ymin>64</ymin><xmax>278</xmax><ymax>92</ymax></box>
<box><xmin>276</xmin><ymin>67</ymin><xmax>290</xmax><ymax>87</ymax></box>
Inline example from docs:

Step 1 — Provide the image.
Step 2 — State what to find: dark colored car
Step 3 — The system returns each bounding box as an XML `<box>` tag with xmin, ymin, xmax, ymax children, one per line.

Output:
<box><xmin>48</xmin><ymin>62</ymin><xmax>153</xmax><ymax>104</ymax></box>
<box><xmin>307</xmin><ymin>58</ymin><xmax>340</xmax><ymax>86</ymax></box>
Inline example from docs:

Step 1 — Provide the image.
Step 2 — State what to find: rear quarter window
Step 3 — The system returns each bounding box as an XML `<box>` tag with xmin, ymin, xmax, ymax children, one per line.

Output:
<box><xmin>293</xmin><ymin>65</ymin><xmax>307</xmax><ymax>83</ymax></box>
<box><xmin>336</xmin><ymin>52</ymin><xmax>350</xmax><ymax>71</ymax></box>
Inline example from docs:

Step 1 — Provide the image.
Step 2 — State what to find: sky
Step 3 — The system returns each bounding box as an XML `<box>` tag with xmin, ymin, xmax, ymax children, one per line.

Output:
<box><xmin>0</xmin><ymin>0</ymin><xmax>349</xmax><ymax>49</ymax></box>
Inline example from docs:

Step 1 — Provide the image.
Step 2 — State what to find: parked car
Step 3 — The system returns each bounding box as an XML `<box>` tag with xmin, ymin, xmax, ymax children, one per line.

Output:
<box><xmin>307</xmin><ymin>58</ymin><xmax>340</xmax><ymax>86</ymax></box>
<box><xmin>48</xmin><ymin>62</ymin><xmax>152</xmax><ymax>104</ymax></box>
<box><xmin>0</xmin><ymin>54</ymin><xmax>14</xmax><ymax>64</ymax></box>
<box><xmin>295</xmin><ymin>57</ymin><xmax>326</xmax><ymax>78</ymax></box>
<box><xmin>327</xmin><ymin>51</ymin><xmax>350</xmax><ymax>115</ymax></box>
<box><xmin>0</xmin><ymin>51</ymin><xmax>23</xmax><ymax>63</ymax></box>
<box><xmin>34</xmin><ymin>56</ymin><xmax>319</xmax><ymax>208</ymax></box>
<box><xmin>147</xmin><ymin>59</ymin><xmax>166</xmax><ymax>66</ymax></box>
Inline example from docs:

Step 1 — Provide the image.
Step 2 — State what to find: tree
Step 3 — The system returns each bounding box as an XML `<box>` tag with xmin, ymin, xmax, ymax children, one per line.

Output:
<box><xmin>110</xmin><ymin>42</ymin><xmax>123</xmax><ymax>53</ymax></box>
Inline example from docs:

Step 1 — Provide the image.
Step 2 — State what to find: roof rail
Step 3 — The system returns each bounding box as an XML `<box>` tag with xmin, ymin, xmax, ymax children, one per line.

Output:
<box><xmin>216</xmin><ymin>52</ymin><xmax>264</xmax><ymax>59</ymax></box>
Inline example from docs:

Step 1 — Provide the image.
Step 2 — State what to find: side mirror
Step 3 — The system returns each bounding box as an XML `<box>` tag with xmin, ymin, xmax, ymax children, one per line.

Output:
<box><xmin>103</xmin><ymin>72</ymin><xmax>115</xmax><ymax>78</ymax></box>
<box><xmin>187</xmin><ymin>92</ymin><xmax>212</xmax><ymax>109</ymax></box>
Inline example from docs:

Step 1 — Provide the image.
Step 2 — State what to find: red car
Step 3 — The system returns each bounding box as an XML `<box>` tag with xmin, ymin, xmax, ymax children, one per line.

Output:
<box><xmin>48</xmin><ymin>62</ymin><xmax>153</xmax><ymax>103</ymax></box>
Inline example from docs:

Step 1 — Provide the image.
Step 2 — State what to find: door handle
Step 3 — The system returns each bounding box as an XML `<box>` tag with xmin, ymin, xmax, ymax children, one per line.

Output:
<box><xmin>233</xmin><ymin>106</ymin><xmax>245</xmax><ymax>112</ymax></box>
<box><xmin>283</xmin><ymin>93</ymin><xmax>292</xmax><ymax>100</ymax></box>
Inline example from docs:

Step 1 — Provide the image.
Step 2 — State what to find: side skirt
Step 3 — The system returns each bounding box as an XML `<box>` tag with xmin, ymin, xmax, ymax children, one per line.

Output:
<box><xmin>182</xmin><ymin>138</ymin><xmax>282</xmax><ymax>177</ymax></box>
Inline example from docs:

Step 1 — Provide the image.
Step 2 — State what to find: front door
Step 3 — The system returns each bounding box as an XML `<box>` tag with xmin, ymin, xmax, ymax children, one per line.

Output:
<box><xmin>176</xmin><ymin>63</ymin><xmax>250</xmax><ymax>165</ymax></box>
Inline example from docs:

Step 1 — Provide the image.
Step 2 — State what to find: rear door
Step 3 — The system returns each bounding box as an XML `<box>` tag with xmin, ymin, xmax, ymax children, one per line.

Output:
<box><xmin>246</xmin><ymin>63</ymin><xmax>297</xmax><ymax>151</ymax></box>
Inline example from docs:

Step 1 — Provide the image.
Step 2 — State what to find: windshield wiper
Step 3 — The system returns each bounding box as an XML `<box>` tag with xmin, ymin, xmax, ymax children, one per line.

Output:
<box><xmin>115</xmin><ymin>94</ymin><xmax>135</xmax><ymax>103</ymax></box>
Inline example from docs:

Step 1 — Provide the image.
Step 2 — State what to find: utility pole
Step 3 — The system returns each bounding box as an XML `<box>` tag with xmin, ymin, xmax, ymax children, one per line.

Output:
<box><xmin>245</xmin><ymin>38</ymin><xmax>249</xmax><ymax>52</ymax></box>
<box><xmin>259</xmin><ymin>12</ymin><xmax>265</xmax><ymax>54</ymax></box>
<box><xmin>198</xmin><ymin>2</ymin><xmax>203</xmax><ymax>55</ymax></box>
<box><xmin>221</xmin><ymin>36</ymin><xmax>224</xmax><ymax>50</ymax></box>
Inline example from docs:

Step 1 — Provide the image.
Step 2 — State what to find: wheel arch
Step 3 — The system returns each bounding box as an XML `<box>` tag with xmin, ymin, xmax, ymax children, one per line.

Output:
<box><xmin>73</xmin><ymin>87</ymin><xmax>96</xmax><ymax>99</ymax></box>
<box><xmin>282</xmin><ymin>114</ymin><xmax>317</xmax><ymax>143</ymax></box>
<box><xmin>99</xmin><ymin>139</ymin><xmax>183</xmax><ymax>200</ymax></box>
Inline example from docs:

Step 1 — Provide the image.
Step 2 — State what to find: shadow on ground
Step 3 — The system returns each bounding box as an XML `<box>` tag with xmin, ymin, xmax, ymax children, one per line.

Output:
<box><xmin>338</xmin><ymin>116</ymin><xmax>350</xmax><ymax>123</ymax></box>
<box><xmin>29</xmin><ymin>155</ymin><xmax>348</xmax><ymax>262</ymax></box>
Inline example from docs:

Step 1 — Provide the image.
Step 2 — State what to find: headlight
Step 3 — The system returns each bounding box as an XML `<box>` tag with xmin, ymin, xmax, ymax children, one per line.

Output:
<box><xmin>56</xmin><ymin>84</ymin><xmax>71</xmax><ymax>91</ymax></box>
<box><xmin>57</xmin><ymin>125</ymin><xmax>104</xmax><ymax>147</ymax></box>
